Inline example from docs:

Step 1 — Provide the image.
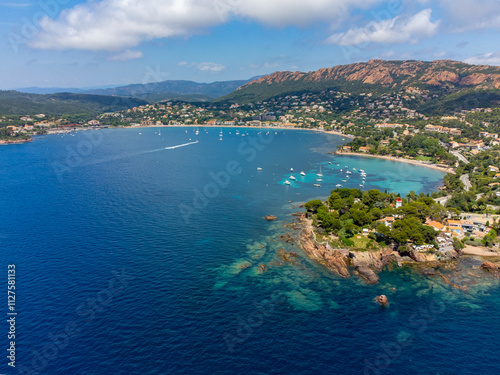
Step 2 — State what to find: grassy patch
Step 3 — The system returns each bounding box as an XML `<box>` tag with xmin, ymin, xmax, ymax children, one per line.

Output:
<box><xmin>415</xmin><ymin>156</ymin><xmax>432</xmax><ymax>161</ymax></box>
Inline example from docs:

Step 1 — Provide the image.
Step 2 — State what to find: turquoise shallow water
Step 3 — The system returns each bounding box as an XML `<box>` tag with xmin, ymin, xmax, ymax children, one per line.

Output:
<box><xmin>0</xmin><ymin>127</ymin><xmax>498</xmax><ymax>375</ymax></box>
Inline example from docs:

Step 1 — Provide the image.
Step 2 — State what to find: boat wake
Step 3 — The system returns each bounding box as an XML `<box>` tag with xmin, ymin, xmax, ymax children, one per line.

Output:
<box><xmin>164</xmin><ymin>140</ymin><xmax>199</xmax><ymax>150</ymax></box>
<box><xmin>142</xmin><ymin>140</ymin><xmax>199</xmax><ymax>154</ymax></box>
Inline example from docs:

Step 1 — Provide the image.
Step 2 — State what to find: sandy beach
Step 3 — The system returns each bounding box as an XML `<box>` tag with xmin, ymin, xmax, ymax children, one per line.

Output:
<box><xmin>335</xmin><ymin>151</ymin><xmax>455</xmax><ymax>174</ymax></box>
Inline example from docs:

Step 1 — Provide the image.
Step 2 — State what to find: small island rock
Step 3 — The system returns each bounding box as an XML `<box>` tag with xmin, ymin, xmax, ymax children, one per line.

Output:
<box><xmin>264</xmin><ymin>215</ymin><xmax>278</xmax><ymax>221</ymax></box>
<box><xmin>376</xmin><ymin>295</ymin><xmax>389</xmax><ymax>306</ymax></box>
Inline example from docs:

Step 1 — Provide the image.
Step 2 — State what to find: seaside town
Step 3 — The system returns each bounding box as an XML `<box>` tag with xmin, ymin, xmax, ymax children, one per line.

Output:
<box><xmin>3</xmin><ymin>73</ymin><xmax>500</xmax><ymax>282</ymax></box>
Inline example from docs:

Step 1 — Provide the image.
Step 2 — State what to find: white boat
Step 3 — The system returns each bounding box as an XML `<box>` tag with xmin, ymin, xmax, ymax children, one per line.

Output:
<box><xmin>300</xmin><ymin>171</ymin><xmax>306</xmax><ymax>176</ymax></box>
<box><xmin>360</xmin><ymin>184</ymin><xmax>364</xmax><ymax>187</ymax></box>
<box><xmin>314</xmin><ymin>184</ymin><xmax>321</xmax><ymax>187</ymax></box>
<box><xmin>346</xmin><ymin>171</ymin><xmax>352</xmax><ymax>174</ymax></box>
<box><xmin>284</xmin><ymin>180</ymin><xmax>291</xmax><ymax>185</ymax></box>
<box><xmin>342</xmin><ymin>180</ymin><xmax>347</xmax><ymax>182</ymax></box>
<box><xmin>317</xmin><ymin>166</ymin><xmax>323</xmax><ymax>177</ymax></box>
<box><xmin>257</xmin><ymin>167</ymin><xmax>263</xmax><ymax>171</ymax></box>
<box><xmin>359</xmin><ymin>169</ymin><xmax>365</xmax><ymax>172</ymax></box>
<box><xmin>195</xmin><ymin>130</ymin><xmax>199</xmax><ymax>135</ymax></box>
<box><xmin>353</xmin><ymin>168</ymin><xmax>356</xmax><ymax>171</ymax></box>
<box><xmin>219</xmin><ymin>137</ymin><xmax>223</xmax><ymax>141</ymax></box>
<box><xmin>290</xmin><ymin>168</ymin><xmax>294</xmax><ymax>172</ymax></box>
<box><xmin>328</xmin><ymin>162</ymin><xmax>332</xmax><ymax>164</ymax></box>
<box><xmin>336</xmin><ymin>184</ymin><xmax>342</xmax><ymax>187</ymax></box>
<box><xmin>316</xmin><ymin>178</ymin><xmax>323</xmax><ymax>182</ymax></box>
<box><xmin>290</xmin><ymin>175</ymin><xmax>296</xmax><ymax>180</ymax></box>
<box><xmin>340</xmin><ymin>169</ymin><xmax>343</xmax><ymax>172</ymax></box>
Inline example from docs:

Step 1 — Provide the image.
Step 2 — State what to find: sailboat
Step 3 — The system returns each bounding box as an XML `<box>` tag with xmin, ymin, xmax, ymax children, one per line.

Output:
<box><xmin>300</xmin><ymin>171</ymin><xmax>306</xmax><ymax>176</ymax></box>
<box><xmin>284</xmin><ymin>180</ymin><xmax>291</xmax><ymax>185</ymax></box>
<box><xmin>290</xmin><ymin>175</ymin><xmax>296</xmax><ymax>180</ymax></box>
<box><xmin>317</xmin><ymin>166</ymin><xmax>323</xmax><ymax>177</ymax></box>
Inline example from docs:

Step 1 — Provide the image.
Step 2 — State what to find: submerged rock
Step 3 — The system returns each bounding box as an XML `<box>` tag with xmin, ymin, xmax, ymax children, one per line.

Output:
<box><xmin>422</xmin><ymin>268</ymin><xmax>436</xmax><ymax>276</ymax></box>
<box><xmin>355</xmin><ymin>265</ymin><xmax>379</xmax><ymax>284</ymax></box>
<box><xmin>264</xmin><ymin>215</ymin><xmax>277</xmax><ymax>221</ymax></box>
<box><xmin>481</xmin><ymin>261</ymin><xmax>499</xmax><ymax>270</ymax></box>
<box><xmin>376</xmin><ymin>295</ymin><xmax>389</xmax><ymax>306</ymax></box>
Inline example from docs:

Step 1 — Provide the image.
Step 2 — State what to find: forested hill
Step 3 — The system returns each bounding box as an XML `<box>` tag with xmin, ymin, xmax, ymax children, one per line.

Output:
<box><xmin>0</xmin><ymin>91</ymin><xmax>148</xmax><ymax>115</ymax></box>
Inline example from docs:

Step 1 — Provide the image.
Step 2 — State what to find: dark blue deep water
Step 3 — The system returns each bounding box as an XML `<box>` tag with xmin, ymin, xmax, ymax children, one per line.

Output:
<box><xmin>1</xmin><ymin>127</ymin><xmax>499</xmax><ymax>375</ymax></box>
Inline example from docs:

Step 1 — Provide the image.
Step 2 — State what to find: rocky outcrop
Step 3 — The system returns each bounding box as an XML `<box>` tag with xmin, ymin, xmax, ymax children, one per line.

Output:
<box><xmin>350</xmin><ymin>248</ymin><xmax>397</xmax><ymax>271</ymax></box>
<box><xmin>264</xmin><ymin>215</ymin><xmax>277</xmax><ymax>221</ymax></box>
<box><xmin>376</xmin><ymin>295</ymin><xmax>389</xmax><ymax>306</ymax></box>
<box><xmin>237</xmin><ymin>59</ymin><xmax>500</xmax><ymax>96</ymax></box>
<box><xmin>299</xmin><ymin>224</ymin><xmax>350</xmax><ymax>278</ymax></box>
<box><xmin>408</xmin><ymin>249</ymin><xmax>458</xmax><ymax>263</ymax></box>
<box><xmin>481</xmin><ymin>262</ymin><xmax>499</xmax><ymax>270</ymax></box>
<box><xmin>356</xmin><ymin>265</ymin><xmax>379</xmax><ymax>284</ymax></box>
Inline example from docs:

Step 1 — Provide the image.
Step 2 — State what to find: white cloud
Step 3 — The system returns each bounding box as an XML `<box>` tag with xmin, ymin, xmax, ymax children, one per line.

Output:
<box><xmin>179</xmin><ymin>61</ymin><xmax>226</xmax><ymax>73</ymax></box>
<box><xmin>196</xmin><ymin>62</ymin><xmax>226</xmax><ymax>72</ymax></box>
<box><xmin>232</xmin><ymin>0</ymin><xmax>380</xmax><ymax>27</ymax></box>
<box><xmin>326</xmin><ymin>9</ymin><xmax>439</xmax><ymax>45</ymax></box>
<box><xmin>30</xmin><ymin>0</ymin><xmax>229</xmax><ymax>51</ymax></box>
<box><xmin>108</xmin><ymin>49</ymin><xmax>144</xmax><ymax>61</ymax></box>
<box><xmin>465</xmin><ymin>52</ymin><xmax>500</xmax><ymax>66</ymax></box>
<box><xmin>438</xmin><ymin>0</ymin><xmax>500</xmax><ymax>31</ymax></box>
<box><xmin>30</xmin><ymin>0</ymin><xmax>383</xmax><ymax>51</ymax></box>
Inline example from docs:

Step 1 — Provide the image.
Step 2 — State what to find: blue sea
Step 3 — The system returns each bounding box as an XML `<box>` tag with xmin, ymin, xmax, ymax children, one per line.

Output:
<box><xmin>1</xmin><ymin>127</ymin><xmax>499</xmax><ymax>375</ymax></box>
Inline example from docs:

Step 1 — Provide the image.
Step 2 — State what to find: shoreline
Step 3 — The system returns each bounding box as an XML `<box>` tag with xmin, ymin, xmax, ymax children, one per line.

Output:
<box><xmin>0</xmin><ymin>138</ymin><xmax>32</xmax><ymax>145</ymax></box>
<box><xmin>462</xmin><ymin>245</ymin><xmax>500</xmax><ymax>257</ymax></box>
<box><xmin>335</xmin><ymin>151</ymin><xmax>455</xmax><ymax>174</ymax></box>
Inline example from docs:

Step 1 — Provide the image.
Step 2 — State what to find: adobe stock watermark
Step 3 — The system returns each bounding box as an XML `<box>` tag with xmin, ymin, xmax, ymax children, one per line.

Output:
<box><xmin>51</xmin><ymin>129</ymin><xmax>104</xmax><ymax>182</ymax></box>
<box><xmin>8</xmin><ymin>0</ymin><xmax>69</xmax><ymax>54</ymax></box>
<box><xmin>223</xmin><ymin>290</ymin><xmax>287</xmax><ymax>353</ymax></box>
<box><xmin>178</xmin><ymin>131</ymin><xmax>274</xmax><ymax>223</ymax></box>
<box><xmin>363</xmin><ymin>298</ymin><xmax>446</xmax><ymax>375</ymax></box>
<box><xmin>16</xmin><ymin>268</ymin><xmax>134</xmax><ymax>375</ymax></box>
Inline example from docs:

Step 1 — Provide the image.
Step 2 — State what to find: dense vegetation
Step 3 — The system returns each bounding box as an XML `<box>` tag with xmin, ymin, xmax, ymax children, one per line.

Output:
<box><xmin>0</xmin><ymin>91</ymin><xmax>148</xmax><ymax>115</ymax></box>
<box><xmin>305</xmin><ymin>188</ymin><xmax>448</xmax><ymax>249</ymax></box>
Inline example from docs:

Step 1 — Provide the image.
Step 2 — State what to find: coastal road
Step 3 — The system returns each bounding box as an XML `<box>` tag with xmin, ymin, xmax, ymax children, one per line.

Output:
<box><xmin>451</xmin><ymin>150</ymin><xmax>470</xmax><ymax>164</ymax></box>
<box><xmin>434</xmin><ymin>195</ymin><xmax>452</xmax><ymax>206</ymax></box>
<box><xmin>460</xmin><ymin>173</ymin><xmax>472</xmax><ymax>192</ymax></box>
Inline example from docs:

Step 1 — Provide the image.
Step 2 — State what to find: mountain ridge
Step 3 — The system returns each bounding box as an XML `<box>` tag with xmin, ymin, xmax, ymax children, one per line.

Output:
<box><xmin>219</xmin><ymin>59</ymin><xmax>500</xmax><ymax>103</ymax></box>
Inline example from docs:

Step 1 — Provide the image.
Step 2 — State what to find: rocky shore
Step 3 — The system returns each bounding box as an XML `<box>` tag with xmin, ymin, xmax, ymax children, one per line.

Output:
<box><xmin>296</xmin><ymin>216</ymin><xmax>484</xmax><ymax>285</ymax></box>
<box><xmin>0</xmin><ymin>138</ymin><xmax>32</xmax><ymax>145</ymax></box>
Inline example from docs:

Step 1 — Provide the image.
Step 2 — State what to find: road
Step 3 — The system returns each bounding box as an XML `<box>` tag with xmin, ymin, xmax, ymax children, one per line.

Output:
<box><xmin>460</xmin><ymin>173</ymin><xmax>472</xmax><ymax>192</ymax></box>
<box><xmin>451</xmin><ymin>150</ymin><xmax>470</xmax><ymax>164</ymax></box>
<box><xmin>434</xmin><ymin>195</ymin><xmax>451</xmax><ymax>206</ymax></box>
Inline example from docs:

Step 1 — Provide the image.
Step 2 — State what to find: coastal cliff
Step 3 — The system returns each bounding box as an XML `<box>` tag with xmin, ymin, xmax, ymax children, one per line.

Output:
<box><xmin>297</xmin><ymin>217</ymin><xmax>462</xmax><ymax>284</ymax></box>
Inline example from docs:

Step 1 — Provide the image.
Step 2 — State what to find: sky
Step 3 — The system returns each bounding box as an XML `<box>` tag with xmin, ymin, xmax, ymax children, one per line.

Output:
<box><xmin>1</xmin><ymin>0</ymin><xmax>500</xmax><ymax>89</ymax></box>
